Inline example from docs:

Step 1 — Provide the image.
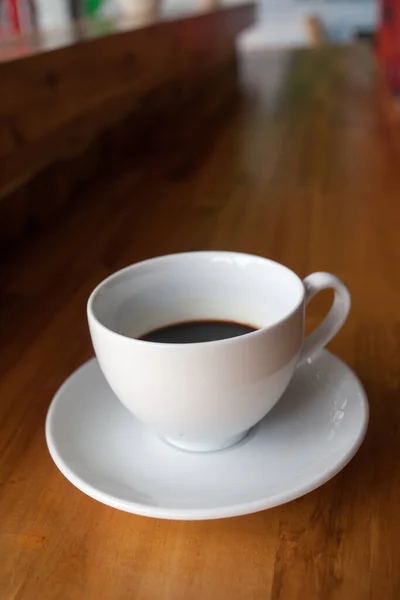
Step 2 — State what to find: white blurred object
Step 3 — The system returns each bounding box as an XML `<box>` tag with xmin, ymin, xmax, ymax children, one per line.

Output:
<box><xmin>35</xmin><ymin>0</ymin><xmax>70</xmax><ymax>29</ymax></box>
<box><xmin>240</xmin><ymin>19</ymin><xmax>312</xmax><ymax>51</ymax></box>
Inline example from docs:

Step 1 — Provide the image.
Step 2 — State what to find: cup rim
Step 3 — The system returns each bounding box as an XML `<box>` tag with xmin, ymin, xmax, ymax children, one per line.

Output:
<box><xmin>87</xmin><ymin>251</ymin><xmax>305</xmax><ymax>348</ymax></box>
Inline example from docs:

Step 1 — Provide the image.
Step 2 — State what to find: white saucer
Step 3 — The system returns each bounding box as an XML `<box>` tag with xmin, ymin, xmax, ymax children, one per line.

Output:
<box><xmin>46</xmin><ymin>350</ymin><xmax>368</xmax><ymax>520</ymax></box>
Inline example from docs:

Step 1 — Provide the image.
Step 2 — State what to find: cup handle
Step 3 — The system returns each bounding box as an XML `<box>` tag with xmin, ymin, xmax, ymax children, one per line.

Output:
<box><xmin>298</xmin><ymin>272</ymin><xmax>351</xmax><ymax>367</ymax></box>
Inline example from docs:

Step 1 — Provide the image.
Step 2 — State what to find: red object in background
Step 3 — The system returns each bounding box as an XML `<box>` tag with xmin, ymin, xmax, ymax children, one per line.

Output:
<box><xmin>9</xmin><ymin>0</ymin><xmax>21</xmax><ymax>34</ymax></box>
<box><xmin>378</xmin><ymin>0</ymin><xmax>400</xmax><ymax>94</ymax></box>
<box><xmin>0</xmin><ymin>0</ymin><xmax>36</xmax><ymax>36</ymax></box>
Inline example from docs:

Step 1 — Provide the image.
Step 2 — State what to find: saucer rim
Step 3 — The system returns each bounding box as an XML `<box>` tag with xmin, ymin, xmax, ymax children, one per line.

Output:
<box><xmin>45</xmin><ymin>351</ymin><xmax>369</xmax><ymax>521</ymax></box>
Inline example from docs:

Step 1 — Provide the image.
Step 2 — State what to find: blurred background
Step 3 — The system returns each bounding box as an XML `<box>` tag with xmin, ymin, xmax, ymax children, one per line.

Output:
<box><xmin>1</xmin><ymin>1</ymin><xmax>399</xmax><ymax>103</ymax></box>
<box><xmin>0</xmin><ymin>0</ymin><xmax>378</xmax><ymax>41</ymax></box>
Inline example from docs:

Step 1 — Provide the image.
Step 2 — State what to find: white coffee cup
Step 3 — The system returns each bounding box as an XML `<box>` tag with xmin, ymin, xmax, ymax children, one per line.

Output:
<box><xmin>87</xmin><ymin>251</ymin><xmax>350</xmax><ymax>452</ymax></box>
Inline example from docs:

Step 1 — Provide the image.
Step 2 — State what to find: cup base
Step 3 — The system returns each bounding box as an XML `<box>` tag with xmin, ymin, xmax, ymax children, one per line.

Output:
<box><xmin>163</xmin><ymin>430</ymin><xmax>249</xmax><ymax>453</ymax></box>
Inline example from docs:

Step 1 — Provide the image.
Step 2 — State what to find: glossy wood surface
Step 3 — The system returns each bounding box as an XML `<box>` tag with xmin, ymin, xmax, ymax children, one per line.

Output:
<box><xmin>1</xmin><ymin>45</ymin><xmax>400</xmax><ymax>599</ymax></box>
<box><xmin>0</xmin><ymin>4</ymin><xmax>254</xmax><ymax>247</ymax></box>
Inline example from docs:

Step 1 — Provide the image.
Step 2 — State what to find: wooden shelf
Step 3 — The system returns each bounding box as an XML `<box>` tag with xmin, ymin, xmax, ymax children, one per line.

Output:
<box><xmin>0</xmin><ymin>4</ymin><xmax>255</xmax><ymax>249</ymax></box>
<box><xmin>0</xmin><ymin>3</ymin><xmax>253</xmax><ymax>64</ymax></box>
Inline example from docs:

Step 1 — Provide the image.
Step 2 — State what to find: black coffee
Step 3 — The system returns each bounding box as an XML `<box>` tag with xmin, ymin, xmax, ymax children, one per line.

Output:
<box><xmin>140</xmin><ymin>320</ymin><xmax>257</xmax><ymax>344</ymax></box>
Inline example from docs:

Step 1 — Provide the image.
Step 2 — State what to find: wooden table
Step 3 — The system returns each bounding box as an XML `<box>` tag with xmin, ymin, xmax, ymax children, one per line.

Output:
<box><xmin>1</xmin><ymin>45</ymin><xmax>399</xmax><ymax>599</ymax></box>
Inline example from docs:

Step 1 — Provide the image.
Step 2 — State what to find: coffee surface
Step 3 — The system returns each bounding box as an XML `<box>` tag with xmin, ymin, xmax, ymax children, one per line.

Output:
<box><xmin>139</xmin><ymin>320</ymin><xmax>257</xmax><ymax>344</ymax></box>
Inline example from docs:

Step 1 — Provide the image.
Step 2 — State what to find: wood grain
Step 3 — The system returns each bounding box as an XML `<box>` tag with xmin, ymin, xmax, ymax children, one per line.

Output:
<box><xmin>0</xmin><ymin>4</ymin><xmax>254</xmax><ymax>247</ymax></box>
<box><xmin>1</xmin><ymin>44</ymin><xmax>400</xmax><ymax>599</ymax></box>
